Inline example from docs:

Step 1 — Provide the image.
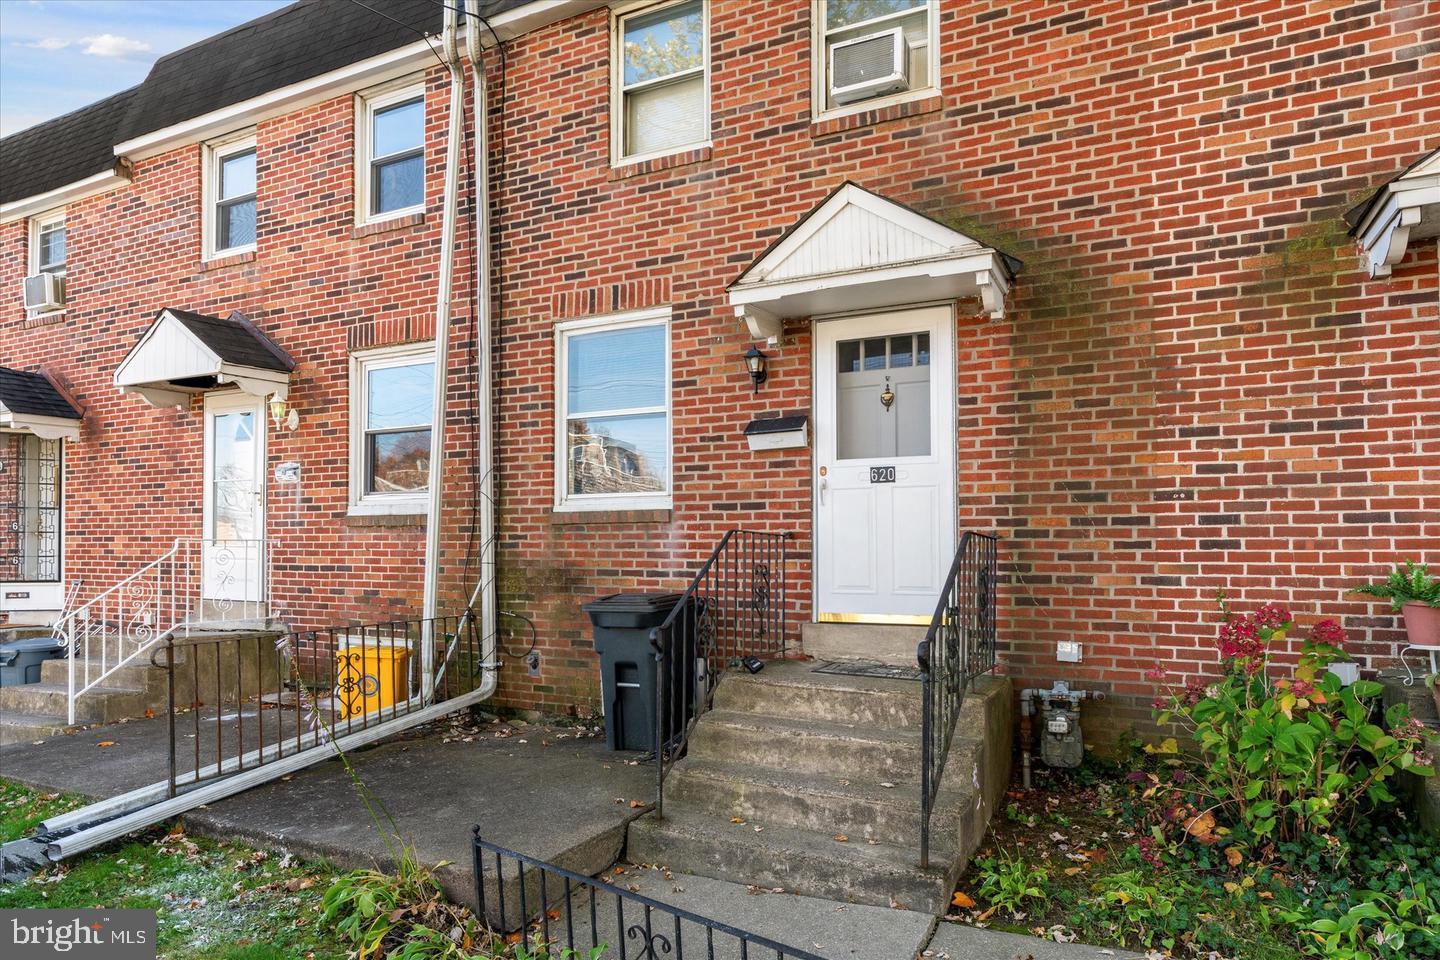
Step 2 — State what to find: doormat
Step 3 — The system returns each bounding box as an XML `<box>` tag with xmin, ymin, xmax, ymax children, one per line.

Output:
<box><xmin>812</xmin><ymin>660</ymin><xmax>923</xmax><ymax>682</ymax></box>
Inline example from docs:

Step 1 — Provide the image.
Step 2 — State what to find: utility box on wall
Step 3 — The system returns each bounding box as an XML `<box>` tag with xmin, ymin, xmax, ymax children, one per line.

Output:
<box><xmin>744</xmin><ymin>415</ymin><xmax>808</xmax><ymax>452</ymax></box>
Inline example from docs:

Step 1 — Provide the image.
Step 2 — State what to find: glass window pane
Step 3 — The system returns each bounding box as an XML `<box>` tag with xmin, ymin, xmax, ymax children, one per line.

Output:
<box><xmin>917</xmin><ymin>332</ymin><xmax>930</xmax><ymax>366</ymax></box>
<box><xmin>219</xmin><ymin>149</ymin><xmax>256</xmax><ymax>201</ymax></box>
<box><xmin>373</xmin><ymin>99</ymin><xmax>424</xmax><ymax>158</ymax></box>
<box><xmin>837</xmin><ymin>340</ymin><xmax>861</xmax><ymax>374</ymax></box>
<box><xmin>889</xmin><ymin>335</ymin><xmax>912</xmax><ymax>368</ymax></box>
<box><xmin>567</xmin><ymin>324</ymin><xmax>666</xmax><ymax>414</ymax></box>
<box><xmin>567</xmin><ymin>413</ymin><xmax>667</xmax><ymax>496</ymax></box>
<box><xmin>862</xmin><ymin>338</ymin><xmax>887</xmax><ymax>370</ymax></box>
<box><xmin>368</xmin><ymin>430</ymin><xmax>431</xmax><ymax>494</ymax></box>
<box><xmin>374</xmin><ymin>154</ymin><xmax>424</xmax><ymax>213</ymax></box>
<box><xmin>367</xmin><ymin>361</ymin><xmax>434</xmax><ymax>429</ymax></box>
<box><xmin>827</xmin><ymin>0</ymin><xmax>927</xmax><ymax>30</ymax></box>
<box><xmin>218</xmin><ymin>199</ymin><xmax>256</xmax><ymax>250</ymax></box>
<box><xmin>39</xmin><ymin>226</ymin><xmax>65</xmax><ymax>270</ymax></box>
<box><xmin>624</xmin><ymin>75</ymin><xmax>704</xmax><ymax>156</ymax></box>
<box><xmin>622</xmin><ymin>0</ymin><xmax>703</xmax><ymax>86</ymax></box>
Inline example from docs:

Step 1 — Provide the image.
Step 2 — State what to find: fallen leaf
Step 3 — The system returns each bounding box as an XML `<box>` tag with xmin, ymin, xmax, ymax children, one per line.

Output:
<box><xmin>951</xmin><ymin>891</ymin><xmax>975</xmax><ymax>908</ymax></box>
<box><xmin>833</xmin><ymin>834</ymin><xmax>848</xmax><ymax>842</ymax></box>
<box><xmin>1064</xmin><ymin>866</ymin><xmax>1085</xmax><ymax>876</ymax></box>
<box><xmin>144</xmin><ymin>709</ymin><xmax>156</xmax><ymax>719</ymax></box>
<box><xmin>730</xmin><ymin>817</ymin><xmax>746</xmax><ymax>824</ymax></box>
<box><xmin>97</xmin><ymin>741</ymin><xmax>116</xmax><ymax>748</ymax></box>
<box><xmin>1225</xmin><ymin>847</ymin><xmax>1243</xmax><ymax>867</ymax></box>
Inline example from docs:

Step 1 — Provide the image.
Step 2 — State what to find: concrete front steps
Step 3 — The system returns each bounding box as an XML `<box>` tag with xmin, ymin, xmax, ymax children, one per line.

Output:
<box><xmin>0</xmin><ymin>627</ymin><xmax>283</xmax><ymax>746</ymax></box>
<box><xmin>627</xmin><ymin>660</ymin><xmax>1012</xmax><ymax>914</ymax></box>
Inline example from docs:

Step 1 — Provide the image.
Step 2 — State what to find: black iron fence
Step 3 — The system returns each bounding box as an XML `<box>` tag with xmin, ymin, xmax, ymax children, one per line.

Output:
<box><xmin>648</xmin><ymin>530</ymin><xmax>791</xmax><ymax>815</ymax></box>
<box><xmin>156</xmin><ymin>614</ymin><xmax>484</xmax><ymax>796</ymax></box>
<box><xmin>472</xmin><ymin>831</ymin><xmax>825</xmax><ymax>959</ymax></box>
<box><xmin>916</xmin><ymin>531</ymin><xmax>998</xmax><ymax>868</ymax></box>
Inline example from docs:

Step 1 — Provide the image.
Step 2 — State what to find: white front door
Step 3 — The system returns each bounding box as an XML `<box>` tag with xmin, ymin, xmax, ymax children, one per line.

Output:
<box><xmin>202</xmin><ymin>392</ymin><xmax>265</xmax><ymax>605</ymax></box>
<box><xmin>815</xmin><ymin>306</ymin><xmax>955</xmax><ymax>622</ymax></box>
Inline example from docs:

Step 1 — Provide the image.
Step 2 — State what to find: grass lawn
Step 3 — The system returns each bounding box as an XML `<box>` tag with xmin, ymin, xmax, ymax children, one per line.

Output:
<box><xmin>0</xmin><ymin>779</ymin><xmax>349</xmax><ymax>960</ymax></box>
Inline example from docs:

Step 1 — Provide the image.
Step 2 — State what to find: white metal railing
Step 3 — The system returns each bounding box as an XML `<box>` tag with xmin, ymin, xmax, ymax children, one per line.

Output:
<box><xmin>56</xmin><ymin>538</ymin><xmax>271</xmax><ymax>724</ymax></box>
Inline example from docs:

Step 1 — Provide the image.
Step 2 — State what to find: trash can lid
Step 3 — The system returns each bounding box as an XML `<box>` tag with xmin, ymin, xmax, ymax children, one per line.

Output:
<box><xmin>581</xmin><ymin>592</ymin><xmax>685</xmax><ymax>615</ymax></box>
<box><xmin>0</xmin><ymin>635</ymin><xmax>64</xmax><ymax>653</ymax></box>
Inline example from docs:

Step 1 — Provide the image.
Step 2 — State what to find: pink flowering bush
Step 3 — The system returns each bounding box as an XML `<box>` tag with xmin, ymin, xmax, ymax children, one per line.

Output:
<box><xmin>1148</xmin><ymin>599</ymin><xmax>1435</xmax><ymax>843</ymax></box>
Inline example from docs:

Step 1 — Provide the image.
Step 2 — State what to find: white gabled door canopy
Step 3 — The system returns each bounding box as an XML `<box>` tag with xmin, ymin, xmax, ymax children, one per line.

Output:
<box><xmin>1346</xmin><ymin>148</ymin><xmax>1440</xmax><ymax>279</ymax></box>
<box><xmin>114</xmin><ymin>308</ymin><xmax>295</xmax><ymax>409</ymax></box>
<box><xmin>726</xmin><ymin>182</ymin><xmax>1021</xmax><ymax>341</ymax></box>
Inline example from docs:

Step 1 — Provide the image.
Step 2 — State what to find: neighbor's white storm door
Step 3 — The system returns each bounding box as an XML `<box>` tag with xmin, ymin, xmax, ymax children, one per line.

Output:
<box><xmin>814</xmin><ymin>305</ymin><xmax>955</xmax><ymax>622</ymax></box>
<box><xmin>202</xmin><ymin>391</ymin><xmax>265</xmax><ymax>605</ymax></box>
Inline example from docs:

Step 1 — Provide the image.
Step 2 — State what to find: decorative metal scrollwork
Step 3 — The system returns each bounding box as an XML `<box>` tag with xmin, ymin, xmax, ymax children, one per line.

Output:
<box><xmin>625</xmin><ymin>925</ymin><xmax>674</xmax><ymax>959</ymax></box>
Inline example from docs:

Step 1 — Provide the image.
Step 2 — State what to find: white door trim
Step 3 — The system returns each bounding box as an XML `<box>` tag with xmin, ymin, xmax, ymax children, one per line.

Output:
<box><xmin>201</xmin><ymin>391</ymin><xmax>266</xmax><ymax>604</ymax></box>
<box><xmin>811</xmin><ymin>304</ymin><xmax>956</xmax><ymax>624</ymax></box>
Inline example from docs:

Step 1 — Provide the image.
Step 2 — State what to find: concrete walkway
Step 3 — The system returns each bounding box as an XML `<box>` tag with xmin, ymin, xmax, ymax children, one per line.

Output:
<box><xmin>1</xmin><ymin>712</ymin><xmax>1136</xmax><ymax>959</ymax></box>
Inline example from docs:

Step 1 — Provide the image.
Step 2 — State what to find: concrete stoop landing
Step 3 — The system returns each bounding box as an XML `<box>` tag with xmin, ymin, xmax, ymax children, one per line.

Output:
<box><xmin>0</xmin><ymin>628</ymin><xmax>283</xmax><ymax>746</ymax></box>
<box><xmin>627</xmin><ymin>661</ymin><xmax>1013</xmax><ymax>915</ymax></box>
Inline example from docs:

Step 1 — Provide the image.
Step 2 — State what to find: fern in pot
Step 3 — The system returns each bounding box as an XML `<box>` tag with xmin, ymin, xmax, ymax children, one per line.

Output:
<box><xmin>1350</xmin><ymin>560</ymin><xmax>1440</xmax><ymax>649</ymax></box>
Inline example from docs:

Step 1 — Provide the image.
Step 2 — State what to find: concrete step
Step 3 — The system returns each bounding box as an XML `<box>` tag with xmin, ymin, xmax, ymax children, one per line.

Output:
<box><xmin>0</xmin><ymin>709</ymin><xmax>71</xmax><ymax>745</ymax></box>
<box><xmin>627</xmin><ymin>807</ymin><xmax>950</xmax><ymax>912</ymax></box>
<box><xmin>0</xmin><ymin>681</ymin><xmax>151</xmax><ymax>725</ymax></box>
<box><xmin>712</xmin><ymin>661</ymin><xmax>923</xmax><ymax>727</ymax></box>
<box><xmin>40</xmin><ymin>657</ymin><xmax>175</xmax><ymax>693</ymax></box>
<box><xmin>688</xmin><ymin>709</ymin><xmax>921</xmax><ymax>778</ymax></box>
<box><xmin>665</xmin><ymin>756</ymin><xmax>969</xmax><ymax>852</ymax></box>
<box><xmin>800</xmin><ymin>622</ymin><xmax>926</xmax><ymax>666</ymax></box>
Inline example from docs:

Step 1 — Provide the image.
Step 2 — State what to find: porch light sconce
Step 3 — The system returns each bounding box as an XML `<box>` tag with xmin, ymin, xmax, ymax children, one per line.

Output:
<box><xmin>743</xmin><ymin>346</ymin><xmax>768</xmax><ymax>394</ymax></box>
<box><xmin>268</xmin><ymin>395</ymin><xmax>299</xmax><ymax>432</ymax></box>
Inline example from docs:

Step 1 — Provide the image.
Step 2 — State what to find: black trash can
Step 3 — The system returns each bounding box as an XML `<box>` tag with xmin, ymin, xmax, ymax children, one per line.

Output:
<box><xmin>582</xmin><ymin>592</ymin><xmax>700</xmax><ymax>753</ymax></box>
<box><xmin>0</xmin><ymin>635</ymin><xmax>66</xmax><ymax>687</ymax></box>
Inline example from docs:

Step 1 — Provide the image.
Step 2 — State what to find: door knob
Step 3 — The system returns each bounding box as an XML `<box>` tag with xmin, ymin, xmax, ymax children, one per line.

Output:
<box><xmin>819</xmin><ymin>477</ymin><xmax>829</xmax><ymax>505</ymax></box>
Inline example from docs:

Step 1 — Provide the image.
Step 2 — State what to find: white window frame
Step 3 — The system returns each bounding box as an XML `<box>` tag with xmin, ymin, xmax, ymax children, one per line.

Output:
<box><xmin>811</xmin><ymin>0</ymin><xmax>940</xmax><ymax>122</ymax></box>
<box><xmin>348</xmin><ymin>341</ymin><xmax>436</xmax><ymax>516</ymax></box>
<box><xmin>202</xmin><ymin>131</ymin><xmax>258</xmax><ymax>261</ymax></box>
<box><xmin>610</xmin><ymin>0</ymin><xmax>711</xmax><ymax>167</ymax></box>
<box><xmin>554</xmin><ymin>307</ymin><xmax>673</xmax><ymax>512</ymax></box>
<box><xmin>355</xmin><ymin>79</ymin><xmax>427</xmax><ymax>225</ymax></box>
<box><xmin>26</xmin><ymin>208</ymin><xmax>66</xmax><ymax>317</ymax></box>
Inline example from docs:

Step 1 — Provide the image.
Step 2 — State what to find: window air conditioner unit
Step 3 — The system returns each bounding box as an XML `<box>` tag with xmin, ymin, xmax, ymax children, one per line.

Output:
<box><xmin>23</xmin><ymin>273</ymin><xmax>65</xmax><ymax>312</ymax></box>
<box><xmin>830</xmin><ymin>28</ymin><xmax>910</xmax><ymax>105</ymax></box>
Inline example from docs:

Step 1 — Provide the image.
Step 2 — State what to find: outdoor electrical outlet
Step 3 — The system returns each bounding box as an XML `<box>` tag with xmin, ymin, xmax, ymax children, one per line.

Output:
<box><xmin>526</xmin><ymin>651</ymin><xmax>541</xmax><ymax>676</ymax></box>
<box><xmin>1056</xmin><ymin>641</ymin><xmax>1083</xmax><ymax>663</ymax></box>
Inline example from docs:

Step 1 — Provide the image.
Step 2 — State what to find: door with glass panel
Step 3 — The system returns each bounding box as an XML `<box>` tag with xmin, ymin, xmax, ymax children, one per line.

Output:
<box><xmin>202</xmin><ymin>393</ymin><xmax>265</xmax><ymax>607</ymax></box>
<box><xmin>814</xmin><ymin>306</ymin><xmax>954</xmax><ymax>622</ymax></box>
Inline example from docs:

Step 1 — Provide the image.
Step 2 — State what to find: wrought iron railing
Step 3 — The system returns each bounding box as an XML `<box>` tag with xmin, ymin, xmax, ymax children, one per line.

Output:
<box><xmin>472</xmin><ymin>832</ymin><xmax>825</xmax><ymax>958</ymax></box>
<box><xmin>57</xmin><ymin>537</ymin><xmax>271</xmax><ymax>724</ymax></box>
<box><xmin>648</xmin><ymin>530</ymin><xmax>791</xmax><ymax>816</ymax></box>
<box><xmin>916</xmin><ymin>530</ymin><xmax>997</xmax><ymax>868</ymax></box>
<box><xmin>156</xmin><ymin>614</ymin><xmax>483</xmax><ymax>797</ymax></box>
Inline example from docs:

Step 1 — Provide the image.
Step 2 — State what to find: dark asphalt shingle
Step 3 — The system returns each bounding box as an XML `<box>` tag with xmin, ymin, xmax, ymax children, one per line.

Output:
<box><xmin>0</xmin><ymin>367</ymin><xmax>83</xmax><ymax>420</ymax></box>
<box><xmin>0</xmin><ymin>88</ymin><xmax>136</xmax><ymax>205</ymax></box>
<box><xmin>164</xmin><ymin>310</ymin><xmax>295</xmax><ymax>373</ymax></box>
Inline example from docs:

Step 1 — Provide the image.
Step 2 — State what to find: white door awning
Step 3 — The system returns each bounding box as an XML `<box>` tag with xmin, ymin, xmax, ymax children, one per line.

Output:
<box><xmin>1347</xmin><ymin>148</ymin><xmax>1440</xmax><ymax>279</ymax></box>
<box><xmin>0</xmin><ymin>367</ymin><xmax>83</xmax><ymax>441</ymax></box>
<box><xmin>726</xmin><ymin>182</ymin><xmax>1020</xmax><ymax>341</ymax></box>
<box><xmin>115</xmin><ymin>309</ymin><xmax>294</xmax><ymax>409</ymax></box>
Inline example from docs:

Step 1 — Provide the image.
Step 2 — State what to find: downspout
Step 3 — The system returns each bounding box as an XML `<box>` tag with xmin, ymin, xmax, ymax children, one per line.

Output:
<box><xmin>464</xmin><ymin>0</ymin><xmax>499</xmax><ymax>700</ymax></box>
<box><xmin>421</xmin><ymin>3</ymin><xmax>466</xmax><ymax>697</ymax></box>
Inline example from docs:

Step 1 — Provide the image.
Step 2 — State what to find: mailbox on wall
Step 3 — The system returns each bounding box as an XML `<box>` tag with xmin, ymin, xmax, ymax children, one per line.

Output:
<box><xmin>744</xmin><ymin>415</ymin><xmax>809</xmax><ymax>452</ymax></box>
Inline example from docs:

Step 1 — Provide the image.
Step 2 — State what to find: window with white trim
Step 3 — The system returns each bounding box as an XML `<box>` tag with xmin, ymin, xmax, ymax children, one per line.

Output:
<box><xmin>204</xmin><ymin>134</ymin><xmax>257</xmax><ymax>259</ymax></box>
<box><xmin>612</xmin><ymin>0</ymin><xmax>708</xmax><ymax>163</ymax></box>
<box><xmin>26</xmin><ymin>210</ymin><xmax>66</xmax><ymax>317</ymax></box>
<box><xmin>349</xmin><ymin>343</ymin><xmax>435</xmax><ymax>515</ymax></box>
<box><xmin>357</xmin><ymin>82</ymin><xmax>426</xmax><ymax>222</ymax></box>
<box><xmin>556</xmin><ymin>309</ymin><xmax>671</xmax><ymax>510</ymax></box>
<box><xmin>814</xmin><ymin>1</ymin><xmax>938</xmax><ymax>117</ymax></box>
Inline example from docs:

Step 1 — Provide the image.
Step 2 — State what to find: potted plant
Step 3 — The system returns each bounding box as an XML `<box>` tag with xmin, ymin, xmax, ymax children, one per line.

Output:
<box><xmin>1350</xmin><ymin>560</ymin><xmax>1440</xmax><ymax>647</ymax></box>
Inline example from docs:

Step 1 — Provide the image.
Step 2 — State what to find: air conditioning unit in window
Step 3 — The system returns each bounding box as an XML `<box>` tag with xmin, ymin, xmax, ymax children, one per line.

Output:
<box><xmin>830</xmin><ymin>28</ymin><xmax>910</xmax><ymax>105</ymax></box>
<box><xmin>23</xmin><ymin>273</ymin><xmax>65</xmax><ymax>312</ymax></box>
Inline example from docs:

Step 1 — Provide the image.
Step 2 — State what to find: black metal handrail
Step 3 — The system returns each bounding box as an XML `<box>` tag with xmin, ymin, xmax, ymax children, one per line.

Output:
<box><xmin>648</xmin><ymin>530</ymin><xmax>791</xmax><ymax>816</ymax></box>
<box><xmin>473</xmin><ymin>831</ymin><xmax>825</xmax><ymax>958</ymax></box>
<box><xmin>916</xmin><ymin>531</ymin><xmax>998</xmax><ymax>868</ymax></box>
<box><xmin>156</xmin><ymin>614</ymin><xmax>483</xmax><ymax>798</ymax></box>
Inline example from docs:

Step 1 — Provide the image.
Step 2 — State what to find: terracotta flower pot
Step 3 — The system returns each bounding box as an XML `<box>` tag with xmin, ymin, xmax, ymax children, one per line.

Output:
<box><xmin>1402</xmin><ymin>601</ymin><xmax>1440</xmax><ymax>648</ymax></box>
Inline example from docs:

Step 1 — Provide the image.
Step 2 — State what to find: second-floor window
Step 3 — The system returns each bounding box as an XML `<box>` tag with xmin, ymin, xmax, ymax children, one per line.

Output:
<box><xmin>815</xmin><ymin>1</ymin><xmax>938</xmax><ymax>117</ymax></box>
<box><xmin>613</xmin><ymin>0</ymin><xmax>708</xmax><ymax>163</ymax></box>
<box><xmin>206</xmin><ymin>135</ymin><xmax>257</xmax><ymax>259</ymax></box>
<box><xmin>358</xmin><ymin>83</ymin><xmax>426</xmax><ymax>222</ymax></box>
<box><xmin>33</xmin><ymin>214</ymin><xmax>65</xmax><ymax>276</ymax></box>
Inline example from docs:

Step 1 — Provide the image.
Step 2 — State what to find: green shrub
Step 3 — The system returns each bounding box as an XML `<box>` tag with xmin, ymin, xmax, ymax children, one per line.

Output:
<box><xmin>974</xmin><ymin>849</ymin><xmax>1050</xmax><ymax>918</ymax></box>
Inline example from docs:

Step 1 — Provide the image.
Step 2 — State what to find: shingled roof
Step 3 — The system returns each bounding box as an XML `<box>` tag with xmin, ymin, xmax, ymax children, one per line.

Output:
<box><xmin>0</xmin><ymin>0</ymin><xmax>529</xmax><ymax>206</ymax></box>
<box><xmin>165</xmin><ymin>310</ymin><xmax>296</xmax><ymax>373</ymax></box>
<box><xmin>0</xmin><ymin>367</ymin><xmax>83</xmax><ymax>421</ymax></box>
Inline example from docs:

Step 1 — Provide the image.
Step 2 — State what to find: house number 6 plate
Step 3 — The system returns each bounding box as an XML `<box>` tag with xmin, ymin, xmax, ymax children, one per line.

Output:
<box><xmin>869</xmin><ymin>466</ymin><xmax>896</xmax><ymax>483</ymax></box>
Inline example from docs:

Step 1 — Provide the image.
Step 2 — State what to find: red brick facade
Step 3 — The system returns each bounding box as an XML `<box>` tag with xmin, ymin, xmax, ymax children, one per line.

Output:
<box><xmin>3</xmin><ymin>1</ymin><xmax>1437</xmax><ymax>740</ymax></box>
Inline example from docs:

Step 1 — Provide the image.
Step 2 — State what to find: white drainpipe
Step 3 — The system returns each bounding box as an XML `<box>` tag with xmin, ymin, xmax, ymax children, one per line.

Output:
<box><xmin>421</xmin><ymin>3</ymin><xmax>466</xmax><ymax>696</ymax></box>
<box><xmin>464</xmin><ymin>0</ymin><xmax>499</xmax><ymax>700</ymax></box>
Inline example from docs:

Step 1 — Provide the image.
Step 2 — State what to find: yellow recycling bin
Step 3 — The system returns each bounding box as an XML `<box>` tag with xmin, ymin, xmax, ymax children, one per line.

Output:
<box><xmin>335</xmin><ymin>639</ymin><xmax>412</xmax><ymax>720</ymax></box>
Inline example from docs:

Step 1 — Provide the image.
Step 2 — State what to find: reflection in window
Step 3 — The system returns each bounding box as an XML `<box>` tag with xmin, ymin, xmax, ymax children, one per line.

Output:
<box><xmin>618</xmin><ymin>0</ymin><xmax>706</xmax><ymax>159</ymax></box>
<box><xmin>820</xmin><ymin>1</ymin><xmax>933</xmax><ymax>112</ymax></box>
<box><xmin>370</xmin><ymin>98</ymin><xmax>425</xmax><ymax>215</ymax></box>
